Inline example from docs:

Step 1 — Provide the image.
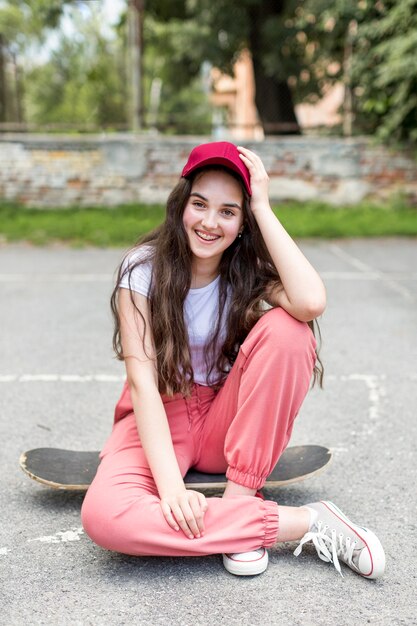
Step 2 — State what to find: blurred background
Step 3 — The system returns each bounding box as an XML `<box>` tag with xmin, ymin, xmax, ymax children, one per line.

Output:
<box><xmin>0</xmin><ymin>0</ymin><xmax>415</xmax><ymax>140</ymax></box>
<box><xmin>0</xmin><ymin>0</ymin><xmax>416</xmax><ymax>240</ymax></box>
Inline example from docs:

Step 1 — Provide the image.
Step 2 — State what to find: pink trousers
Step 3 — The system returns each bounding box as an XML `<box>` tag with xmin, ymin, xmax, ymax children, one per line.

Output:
<box><xmin>81</xmin><ymin>308</ymin><xmax>317</xmax><ymax>557</ymax></box>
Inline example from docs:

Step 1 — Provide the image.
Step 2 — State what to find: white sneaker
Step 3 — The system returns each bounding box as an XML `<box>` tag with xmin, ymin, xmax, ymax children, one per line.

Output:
<box><xmin>223</xmin><ymin>548</ymin><xmax>268</xmax><ymax>576</ymax></box>
<box><xmin>294</xmin><ymin>501</ymin><xmax>386</xmax><ymax>579</ymax></box>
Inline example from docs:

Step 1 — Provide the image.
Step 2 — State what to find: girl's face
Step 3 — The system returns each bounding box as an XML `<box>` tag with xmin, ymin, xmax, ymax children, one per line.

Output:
<box><xmin>182</xmin><ymin>170</ymin><xmax>244</xmax><ymax>270</ymax></box>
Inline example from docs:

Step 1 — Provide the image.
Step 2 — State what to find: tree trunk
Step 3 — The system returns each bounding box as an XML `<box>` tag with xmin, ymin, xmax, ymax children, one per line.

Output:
<box><xmin>128</xmin><ymin>0</ymin><xmax>145</xmax><ymax>131</ymax></box>
<box><xmin>251</xmin><ymin>59</ymin><xmax>300</xmax><ymax>135</ymax></box>
<box><xmin>248</xmin><ymin>1</ymin><xmax>300</xmax><ymax>135</ymax></box>
<box><xmin>12</xmin><ymin>51</ymin><xmax>24</xmax><ymax>123</ymax></box>
<box><xmin>0</xmin><ymin>34</ymin><xmax>7</xmax><ymax>123</ymax></box>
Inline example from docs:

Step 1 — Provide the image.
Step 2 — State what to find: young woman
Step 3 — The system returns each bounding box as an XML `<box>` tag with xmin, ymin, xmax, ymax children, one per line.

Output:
<box><xmin>81</xmin><ymin>142</ymin><xmax>385</xmax><ymax>579</ymax></box>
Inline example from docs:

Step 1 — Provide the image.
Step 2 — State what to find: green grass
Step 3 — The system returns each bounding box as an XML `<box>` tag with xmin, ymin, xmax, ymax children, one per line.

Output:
<box><xmin>0</xmin><ymin>198</ymin><xmax>416</xmax><ymax>246</ymax></box>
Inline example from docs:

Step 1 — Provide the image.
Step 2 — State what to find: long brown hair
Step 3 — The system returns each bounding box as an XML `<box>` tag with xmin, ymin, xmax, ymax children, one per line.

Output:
<box><xmin>111</xmin><ymin>166</ymin><xmax>323</xmax><ymax>396</ymax></box>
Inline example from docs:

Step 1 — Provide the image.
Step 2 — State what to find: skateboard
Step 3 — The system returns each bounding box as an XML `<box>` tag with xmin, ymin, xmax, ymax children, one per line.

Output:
<box><xmin>20</xmin><ymin>445</ymin><xmax>332</xmax><ymax>491</ymax></box>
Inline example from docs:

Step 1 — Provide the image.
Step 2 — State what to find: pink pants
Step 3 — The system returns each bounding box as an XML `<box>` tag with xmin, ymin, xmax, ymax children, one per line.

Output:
<box><xmin>81</xmin><ymin>308</ymin><xmax>317</xmax><ymax>557</ymax></box>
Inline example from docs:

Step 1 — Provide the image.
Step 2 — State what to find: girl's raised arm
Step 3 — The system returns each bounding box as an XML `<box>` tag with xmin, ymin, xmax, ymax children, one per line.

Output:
<box><xmin>238</xmin><ymin>146</ymin><xmax>326</xmax><ymax>323</ymax></box>
<box><xmin>118</xmin><ymin>288</ymin><xmax>207</xmax><ymax>538</ymax></box>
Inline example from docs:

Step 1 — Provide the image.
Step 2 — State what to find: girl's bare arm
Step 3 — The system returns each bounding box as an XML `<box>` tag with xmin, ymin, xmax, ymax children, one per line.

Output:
<box><xmin>118</xmin><ymin>287</ymin><xmax>207</xmax><ymax>538</ymax></box>
<box><xmin>238</xmin><ymin>146</ymin><xmax>326</xmax><ymax>322</ymax></box>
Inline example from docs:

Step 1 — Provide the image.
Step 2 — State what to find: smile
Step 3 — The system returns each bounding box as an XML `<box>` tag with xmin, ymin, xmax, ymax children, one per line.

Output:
<box><xmin>195</xmin><ymin>230</ymin><xmax>221</xmax><ymax>242</ymax></box>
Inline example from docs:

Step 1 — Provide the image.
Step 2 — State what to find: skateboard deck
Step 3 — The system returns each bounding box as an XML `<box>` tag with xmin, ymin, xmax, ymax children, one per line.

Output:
<box><xmin>20</xmin><ymin>445</ymin><xmax>331</xmax><ymax>491</ymax></box>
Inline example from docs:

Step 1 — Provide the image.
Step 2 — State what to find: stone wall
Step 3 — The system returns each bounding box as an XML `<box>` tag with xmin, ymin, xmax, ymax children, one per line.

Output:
<box><xmin>0</xmin><ymin>134</ymin><xmax>416</xmax><ymax>207</ymax></box>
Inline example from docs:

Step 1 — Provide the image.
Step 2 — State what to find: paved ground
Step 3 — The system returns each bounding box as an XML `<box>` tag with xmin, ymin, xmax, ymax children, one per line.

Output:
<box><xmin>0</xmin><ymin>238</ymin><xmax>416</xmax><ymax>626</ymax></box>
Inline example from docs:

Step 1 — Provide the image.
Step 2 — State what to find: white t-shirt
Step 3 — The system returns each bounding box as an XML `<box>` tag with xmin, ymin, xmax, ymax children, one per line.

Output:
<box><xmin>119</xmin><ymin>246</ymin><xmax>229</xmax><ymax>386</ymax></box>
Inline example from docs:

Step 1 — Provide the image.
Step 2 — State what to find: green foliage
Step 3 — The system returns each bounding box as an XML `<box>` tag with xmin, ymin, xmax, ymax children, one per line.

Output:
<box><xmin>0</xmin><ymin>4</ymin><xmax>24</xmax><ymax>42</ymax></box>
<box><xmin>143</xmin><ymin>0</ymin><xmax>417</xmax><ymax>140</ymax></box>
<box><xmin>353</xmin><ymin>0</ymin><xmax>417</xmax><ymax>142</ymax></box>
<box><xmin>0</xmin><ymin>0</ymin><xmax>72</xmax><ymax>47</ymax></box>
<box><xmin>0</xmin><ymin>202</ymin><xmax>166</xmax><ymax>246</ymax></box>
<box><xmin>0</xmin><ymin>0</ymin><xmax>89</xmax><ymax>123</ymax></box>
<box><xmin>1</xmin><ymin>0</ymin><xmax>416</xmax><ymax>141</ymax></box>
<box><xmin>146</xmin><ymin>0</ymin><xmax>249</xmax><ymax>75</ymax></box>
<box><xmin>145</xmin><ymin>1</ymin><xmax>302</xmax><ymax>131</ymax></box>
<box><xmin>142</xmin><ymin>15</ymin><xmax>213</xmax><ymax>131</ymax></box>
<box><xmin>0</xmin><ymin>1</ymin><xmax>214</xmax><ymax>131</ymax></box>
<box><xmin>292</xmin><ymin>0</ymin><xmax>417</xmax><ymax>142</ymax></box>
<box><xmin>152</xmin><ymin>76</ymin><xmax>213</xmax><ymax>134</ymax></box>
<box><xmin>24</xmin><ymin>12</ymin><xmax>129</xmax><ymax>127</ymax></box>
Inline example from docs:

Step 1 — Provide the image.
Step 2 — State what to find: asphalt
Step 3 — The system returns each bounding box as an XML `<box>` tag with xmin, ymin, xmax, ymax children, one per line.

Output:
<box><xmin>0</xmin><ymin>238</ymin><xmax>416</xmax><ymax>626</ymax></box>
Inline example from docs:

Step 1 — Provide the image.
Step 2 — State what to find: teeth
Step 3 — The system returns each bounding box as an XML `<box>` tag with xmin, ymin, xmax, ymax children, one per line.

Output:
<box><xmin>196</xmin><ymin>230</ymin><xmax>219</xmax><ymax>241</ymax></box>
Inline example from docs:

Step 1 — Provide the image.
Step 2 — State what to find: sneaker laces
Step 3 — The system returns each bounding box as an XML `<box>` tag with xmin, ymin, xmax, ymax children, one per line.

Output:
<box><xmin>293</xmin><ymin>521</ymin><xmax>357</xmax><ymax>577</ymax></box>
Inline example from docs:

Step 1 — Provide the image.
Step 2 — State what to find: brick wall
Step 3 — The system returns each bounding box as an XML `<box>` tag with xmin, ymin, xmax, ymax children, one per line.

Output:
<box><xmin>0</xmin><ymin>134</ymin><xmax>416</xmax><ymax>207</ymax></box>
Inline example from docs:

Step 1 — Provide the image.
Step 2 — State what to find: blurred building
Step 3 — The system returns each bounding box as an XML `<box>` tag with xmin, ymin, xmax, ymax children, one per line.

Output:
<box><xmin>210</xmin><ymin>50</ymin><xmax>343</xmax><ymax>140</ymax></box>
<box><xmin>210</xmin><ymin>50</ymin><xmax>264</xmax><ymax>140</ymax></box>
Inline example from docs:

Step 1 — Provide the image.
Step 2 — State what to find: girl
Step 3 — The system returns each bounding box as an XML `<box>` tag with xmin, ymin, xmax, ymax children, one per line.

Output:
<box><xmin>81</xmin><ymin>142</ymin><xmax>385</xmax><ymax>579</ymax></box>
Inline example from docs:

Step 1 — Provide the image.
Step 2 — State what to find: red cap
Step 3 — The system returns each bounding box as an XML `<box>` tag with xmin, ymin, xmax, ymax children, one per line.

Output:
<box><xmin>181</xmin><ymin>142</ymin><xmax>251</xmax><ymax>196</ymax></box>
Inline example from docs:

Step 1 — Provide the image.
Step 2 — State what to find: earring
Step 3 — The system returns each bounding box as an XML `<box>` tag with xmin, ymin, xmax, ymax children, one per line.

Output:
<box><xmin>238</xmin><ymin>231</ymin><xmax>242</xmax><ymax>238</ymax></box>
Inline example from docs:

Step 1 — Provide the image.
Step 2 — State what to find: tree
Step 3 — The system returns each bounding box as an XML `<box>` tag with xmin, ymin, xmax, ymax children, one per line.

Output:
<box><xmin>3</xmin><ymin>1</ymin><xmax>415</xmax><ymax>142</ymax></box>
<box><xmin>293</xmin><ymin>0</ymin><xmax>417</xmax><ymax>142</ymax></box>
<box><xmin>0</xmin><ymin>32</ymin><xmax>6</xmax><ymax>121</ymax></box>
<box><xmin>145</xmin><ymin>0</ymin><xmax>417</xmax><ymax>142</ymax></box>
<box><xmin>24</xmin><ymin>8</ymin><xmax>129</xmax><ymax>128</ymax></box>
<box><xmin>141</xmin><ymin>13</ymin><xmax>214</xmax><ymax>133</ymax></box>
<box><xmin>0</xmin><ymin>0</ymin><xmax>92</xmax><ymax>123</ymax></box>
<box><xmin>145</xmin><ymin>0</ymin><xmax>302</xmax><ymax>134</ymax></box>
<box><xmin>246</xmin><ymin>1</ymin><xmax>301</xmax><ymax>133</ymax></box>
<box><xmin>353</xmin><ymin>0</ymin><xmax>417</xmax><ymax>142</ymax></box>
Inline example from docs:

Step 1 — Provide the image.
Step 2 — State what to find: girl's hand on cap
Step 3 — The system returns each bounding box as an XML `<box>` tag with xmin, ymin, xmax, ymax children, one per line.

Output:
<box><xmin>237</xmin><ymin>146</ymin><xmax>270</xmax><ymax>213</ymax></box>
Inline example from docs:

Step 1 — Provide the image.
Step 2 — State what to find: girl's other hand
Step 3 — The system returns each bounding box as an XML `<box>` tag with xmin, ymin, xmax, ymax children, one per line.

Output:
<box><xmin>160</xmin><ymin>489</ymin><xmax>208</xmax><ymax>539</ymax></box>
<box><xmin>237</xmin><ymin>146</ymin><xmax>270</xmax><ymax>213</ymax></box>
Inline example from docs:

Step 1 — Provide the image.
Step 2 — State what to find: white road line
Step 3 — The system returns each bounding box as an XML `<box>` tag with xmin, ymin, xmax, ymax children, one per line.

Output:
<box><xmin>328</xmin><ymin>244</ymin><xmax>414</xmax><ymax>301</ymax></box>
<box><xmin>325</xmin><ymin>373</ymin><xmax>386</xmax><ymax>421</ymax></box>
<box><xmin>325</xmin><ymin>374</ymin><xmax>390</xmax><ymax>447</ymax></box>
<box><xmin>343</xmin><ymin>374</ymin><xmax>386</xmax><ymax>421</ymax></box>
<box><xmin>0</xmin><ymin>529</ymin><xmax>85</xmax><ymax>557</ymax></box>
<box><xmin>328</xmin><ymin>244</ymin><xmax>374</xmax><ymax>273</ymax></box>
<box><xmin>28</xmin><ymin>528</ymin><xmax>84</xmax><ymax>544</ymax></box>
